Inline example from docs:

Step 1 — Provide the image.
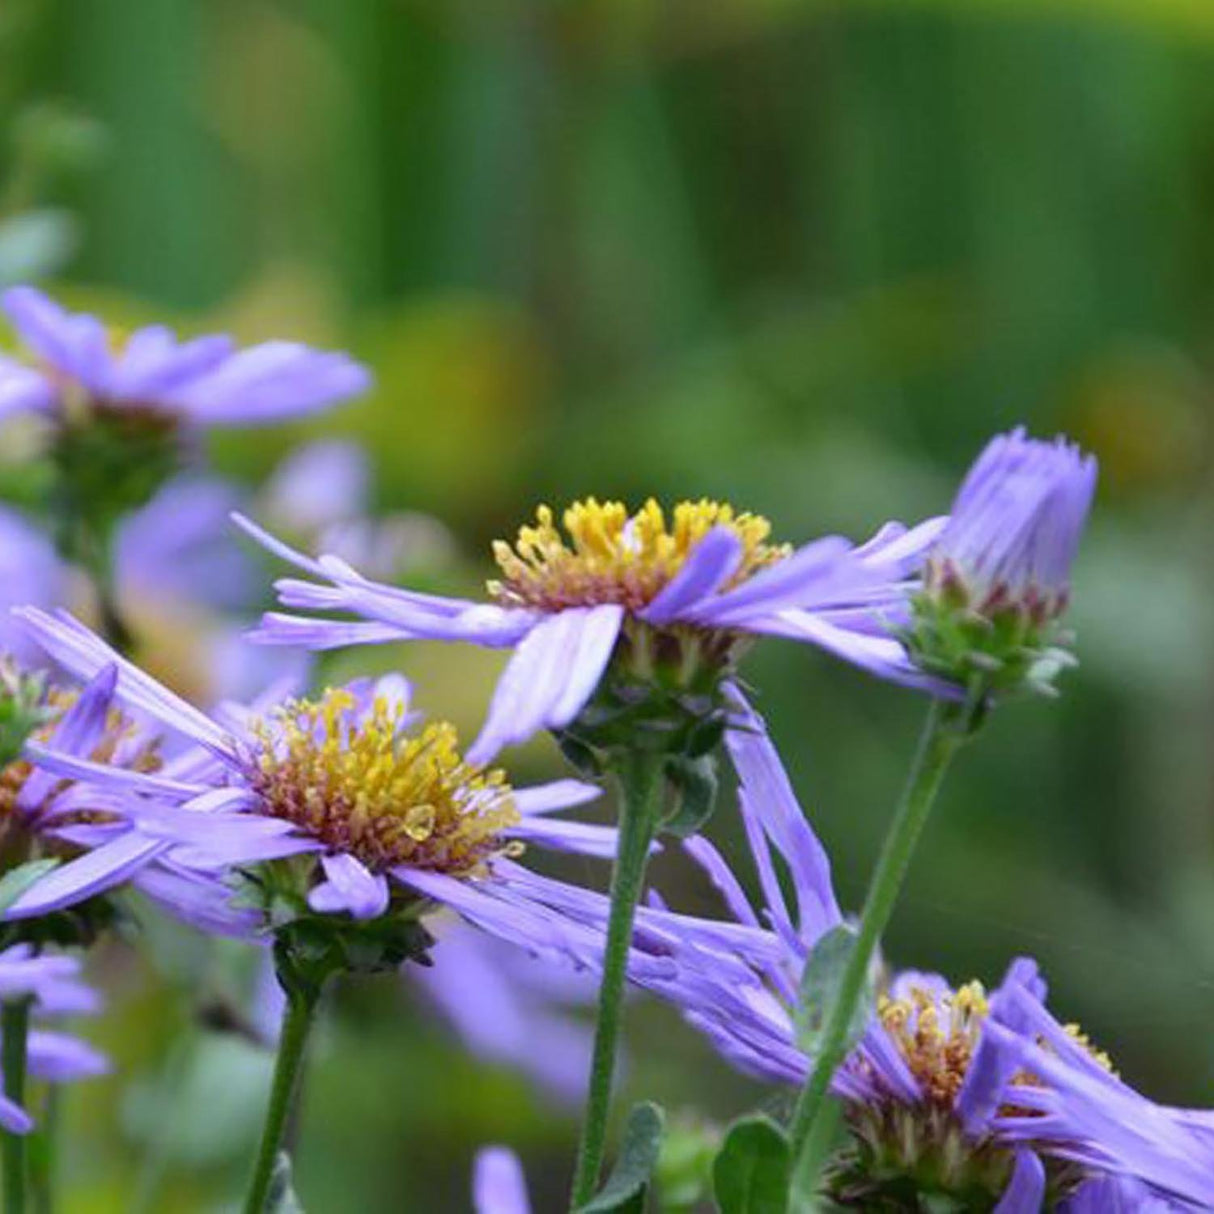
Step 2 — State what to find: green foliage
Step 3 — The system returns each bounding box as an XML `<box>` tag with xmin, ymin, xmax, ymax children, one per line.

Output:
<box><xmin>794</xmin><ymin>926</ymin><xmax>876</xmax><ymax>1062</ymax></box>
<box><xmin>712</xmin><ymin>1116</ymin><xmax>791</xmax><ymax>1214</ymax></box>
<box><xmin>577</xmin><ymin>1102</ymin><xmax>665</xmax><ymax>1214</ymax></box>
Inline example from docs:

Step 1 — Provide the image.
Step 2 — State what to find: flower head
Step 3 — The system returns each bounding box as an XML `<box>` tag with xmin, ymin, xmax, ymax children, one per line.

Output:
<box><xmin>907</xmin><ymin>429</ymin><xmax>1097</xmax><ymax>696</ymax></box>
<box><xmin>14</xmin><ymin>609</ymin><xmax>677</xmax><ymax>986</ymax></box>
<box><xmin>0</xmin><ymin>286</ymin><xmax>370</xmax><ymax>432</ymax></box>
<box><xmin>237</xmin><ymin>498</ymin><xmax>945</xmax><ymax>766</ymax></box>
<box><xmin>614</xmin><ymin>694</ymin><xmax>1211</xmax><ymax>1210</ymax></box>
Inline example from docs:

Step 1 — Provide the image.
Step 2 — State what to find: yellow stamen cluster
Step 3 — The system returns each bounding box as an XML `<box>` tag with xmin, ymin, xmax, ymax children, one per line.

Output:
<box><xmin>877</xmin><ymin>978</ymin><xmax>1116</xmax><ymax>1112</ymax></box>
<box><xmin>489</xmin><ymin>498</ymin><xmax>790</xmax><ymax>611</ymax></box>
<box><xmin>249</xmin><ymin>689</ymin><xmax>521</xmax><ymax>877</ymax></box>
<box><xmin>879</xmin><ymin>981</ymin><xmax>990</xmax><ymax>1106</ymax></box>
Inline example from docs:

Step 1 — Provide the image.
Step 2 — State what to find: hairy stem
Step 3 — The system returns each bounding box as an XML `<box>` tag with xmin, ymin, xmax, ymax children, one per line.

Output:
<box><xmin>787</xmin><ymin>698</ymin><xmax>966</xmax><ymax>1205</ymax></box>
<box><xmin>569</xmin><ymin>752</ymin><xmax>665</xmax><ymax>1209</ymax></box>
<box><xmin>241</xmin><ymin>983</ymin><xmax>320</xmax><ymax>1214</ymax></box>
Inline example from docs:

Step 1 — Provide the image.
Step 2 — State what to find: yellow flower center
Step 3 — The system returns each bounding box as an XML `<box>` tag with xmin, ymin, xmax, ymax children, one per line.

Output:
<box><xmin>249</xmin><ymin>689</ymin><xmax>521</xmax><ymax>877</ymax></box>
<box><xmin>877</xmin><ymin>979</ymin><xmax>1115</xmax><ymax>1109</ymax></box>
<box><xmin>489</xmin><ymin>498</ymin><xmax>790</xmax><ymax>612</ymax></box>
<box><xmin>879</xmin><ymin>980</ymin><xmax>990</xmax><ymax>1106</ymax></box>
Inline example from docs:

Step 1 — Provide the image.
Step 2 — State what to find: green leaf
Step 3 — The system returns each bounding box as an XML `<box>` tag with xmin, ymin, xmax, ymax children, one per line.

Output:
<box><xmin>793</xmin><ymin>924</ymin><xmax>874</xmax><ymax>1058</ymax></box>
<box><xmin>267</xmin><ymin>1151</ymin><xmax>306</xmax><ymax>1213</ymax></box>
<box><xmin>662</xmin><ymin>753</ymin><xmax>719</xmax><ymax>838</ymax></box>
<box><xmin>0</xmin><ymin>860</ymin><xmax>61</xmax><ymax>917</ymax></box>
<box><xmin>712</xmin><ymin>1115</ymin><xmax>790</xmax><ymax>1214</ymax></box>
<box><xmin>578</xmin><ymin>1101</ymin><xmax>665</xmax><ymax>1213</ymax></box>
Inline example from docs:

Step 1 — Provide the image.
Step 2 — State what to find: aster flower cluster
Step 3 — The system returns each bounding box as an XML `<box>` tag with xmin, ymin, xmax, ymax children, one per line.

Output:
<box><xmin>0</xmin><ymin>281</ymin><xmax>1205</xmax><ymax>1212</ymax></box>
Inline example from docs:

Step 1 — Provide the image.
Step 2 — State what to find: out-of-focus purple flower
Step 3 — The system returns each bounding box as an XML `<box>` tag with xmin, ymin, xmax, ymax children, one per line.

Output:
<box><xmin>236</xmin><ymin>499</ymin><xmax>946</xmax><ymax>764</ymax></box>
<box><xmin>412</xmin><ymin>919</ymin><xmax>594</xmax><ymax>1105</ymax></box>
<box><xmin>13</xmin><ymin>610</ymin><xmax>677</xmax><ymax>987</ymax></box>
<box><xmin>0</xmin><ymin>945</ymin><xmax>107</xmax><ymax>1133</ymax></box>
<box><xmin>116</xmin><ymin>475</ymin><xmax>258</xmax><ymax>613</ymax></box>
<box><xmin>473</xmin><ymin>1147</ymin><xmax>532</xmax><ymax>1214</ymax></box>
<box><xmin>0</xmin><ymin>287</ymin><xmax>370</xmax><ymax>429</ymax></box>
<box><xmin>261</xmin><ymin>440</ymin><xmax>371</xmax><ymax>535</ymax></box>
<box><xmin>0</xmin><ymin>507</ymin><xmax>63</xmax><ymax>663</ymax></box>
<box><xmin>614</xmin><ymin>694</ymin><xmax>1212</xmax><ymax>1209</ymax></box>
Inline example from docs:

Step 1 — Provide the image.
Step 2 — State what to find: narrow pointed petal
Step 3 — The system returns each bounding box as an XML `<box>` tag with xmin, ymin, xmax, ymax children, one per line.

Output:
<box><xmin>473</xmin><ymin>1147</ymin><xmax>532</xmax><ymax>1214</ymax></box>
<box><xmin>641</xmin><ymin>527</ymin><xmax>743</xmax><ymax>624</ymax></box>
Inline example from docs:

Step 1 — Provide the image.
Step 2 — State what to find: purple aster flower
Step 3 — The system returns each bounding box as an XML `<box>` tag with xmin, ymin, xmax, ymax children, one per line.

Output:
<box><xmin>0</xmin><ymin>286</ymin><xmax>370</xmax><ymax>429</ymax></box>
<box><xmin>236</xmin><ymin>499</ymin><xmax>946</xmax><ymax>764</ymax></box>
<box><xmin>0</xmin><ymin>657</ymin><xmax>179</xmax><ymax>923</ymax></box>
<box><xmin>614</xmin><ymin>695</ymin><xmax>1211</xmax><ymax>1209</ymax></box>
<box><xmin>907</xmin><ymin>428</ymin><xmax>1097</xmax><ymax>695</ymax></box>
<box><xmin>257</xmin><ymin>439</ymin><xmax>458</xmax><ymax>583</ymax></box>
<box><xmin>473</xmin><ymin>1146</ymin><xmax>531</xmax><ymax>1214</ymax></box>
<box><xmin>0</xmin><ymin>945</ymin><xmax>107</xmax><ymax>1133</ymax></box>
<box><xmin>12</xmin><ymin>609</ymin><xmax>679</xmax><ymax>984</ymax></box>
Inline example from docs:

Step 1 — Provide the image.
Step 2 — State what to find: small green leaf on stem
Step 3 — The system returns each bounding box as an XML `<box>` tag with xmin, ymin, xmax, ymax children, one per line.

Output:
<box><xmin>661</xmin><ymin>753</ymin><xmax>718</xmax><ymax>838</ymax></box>
<box><xmin>794</xmin><ymin>925</ymin><xmax>875</xmax><ymax>1059</ymax></box>
<box><xmin>712</xmin><ymin>1115</ymin><xmax>790</xmax><ymax>1214</ymax></box>
<box><xmin>578</xmin><ymin>1101</ymin><xmax>665</xmax><ymax>1213</ymax></box>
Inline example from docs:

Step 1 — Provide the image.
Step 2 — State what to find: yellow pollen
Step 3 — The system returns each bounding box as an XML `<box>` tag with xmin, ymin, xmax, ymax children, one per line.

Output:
<box><xmin>488</xmin><ymin>498</ymin><xmax>790</xmax><ymax>611</ymax></box>
<box><xmin>878</xmin><ymin>980</ymin><xmax>990</xmax><ymax>1106</ymax></box>
<box><xmin>877</xmin><ymin>977</ymin><xmax>1116</xmax><ymax>1111</ymax></box>
<box><xmin>249</xmin><ymin>689</ymin><xmax>521</xmax><ymax>877</ymax></box>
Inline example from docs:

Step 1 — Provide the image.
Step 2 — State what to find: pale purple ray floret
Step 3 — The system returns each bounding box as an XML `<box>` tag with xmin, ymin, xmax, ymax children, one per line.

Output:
<box><xmin>601</xmin><ymin>691</ymin><xmax>1213</xmax><ymax>1211</ymax></box>
<box><xmin>0</xmin><ymin>945</ymin><xmax>108</xmax><ymax>1134</ymax></box>
<box><xmin>11</xmin><ymin>608</ymin><xmax>678</xmax><ymax>983</ymax></box>
<box><xmin>234</xmin><ymin>503</ymin><xmax>948</xmax><ymax>765</ymax></box>
<box><xmin>0</xmin><ymin>286</ymin><xmax>370</xmax><ymax>428</ymax></box>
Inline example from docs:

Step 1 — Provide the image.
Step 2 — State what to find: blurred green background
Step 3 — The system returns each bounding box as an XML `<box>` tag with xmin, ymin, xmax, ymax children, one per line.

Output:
<box><xmin>4</xmin><ymin>0</ymin><xmax>1214</xmax><ymax>1209</ymax></box>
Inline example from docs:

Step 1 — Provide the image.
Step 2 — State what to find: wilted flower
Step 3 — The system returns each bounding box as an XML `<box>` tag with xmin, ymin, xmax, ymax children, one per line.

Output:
<box><xmin>0</xmin><ymin>944</ymin><xmax>107</xmax><ymax>1133</ymax></box>
<box><xmin>906</xmin><ymin>428</ymin><xmax>1097</xmax><ymax>696</ymax></box>
<box><xmin>237</xmin><ymin>500</ymin><xmax>944</xmax><ymax>765</ymax></box>
<box><xmin>614</xmin><ymin>696</ymin><xmax>1211</xmax><ymax>1210</ymax></box>
<box><xmin>14</xmin><ymin>609</ymin><xmax>677</xmax><ymax>985</ymax></box>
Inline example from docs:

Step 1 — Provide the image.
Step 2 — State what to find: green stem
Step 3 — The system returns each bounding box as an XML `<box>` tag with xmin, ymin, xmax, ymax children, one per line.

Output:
<box><xmin>241</xmin><ymin>984</ymin><xmax>320</xmax><ymax>1214</ymax></box>
<box><xmin>29</xmin><ymin>1085</ymin><xmax>58</xmax><ymax>1214</ymax></box>
<box><xmin>569</xmin><ymin>753</ymin><xmax>665</xmax><ymax>1210</ymax></box>
<box><xmin>787</xmin><ymin>698</ymin><xmax>966</xmax><ymax>1206</ymax></box>
<box><xmin>3</xmin><ymin>997</ymin><xmax>33</xmax><ymax>1214</ymax></box>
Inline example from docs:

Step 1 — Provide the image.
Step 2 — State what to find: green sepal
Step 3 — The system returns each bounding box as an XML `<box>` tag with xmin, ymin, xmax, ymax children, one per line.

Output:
<box><xmin>0</xmin><ymin>859</ymin><xmax>61</xmax><ymax>917</ymax></box>
<box><xmin>577</xmin><ymin>1101</ymin><xmax>665</xmax><ymax>1214</ymax></box>
<box><xmin>794</xmin><ymin>924</ymin><xmax>875</xmax><ymax>1060</ymax></box>
<box><xmin>711</xmin><ymin>1115</ymin><xmax>791</xmax><ymax>1214</ymax></box>
<box><xmin>661</xmin><ymin>753</ymin><xmax>719</xmax><ymax>839</ymax></box>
